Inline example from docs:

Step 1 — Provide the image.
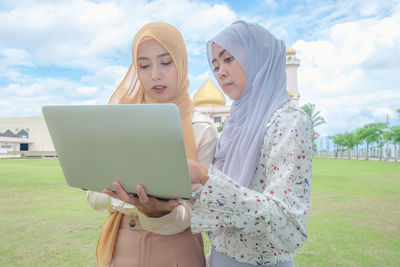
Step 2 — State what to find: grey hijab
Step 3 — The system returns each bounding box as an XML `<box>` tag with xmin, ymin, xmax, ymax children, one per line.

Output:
<box><xmin>208</xmin><ymin>21</ymin><xmax>290</xmax><ymax>187</ymax></box>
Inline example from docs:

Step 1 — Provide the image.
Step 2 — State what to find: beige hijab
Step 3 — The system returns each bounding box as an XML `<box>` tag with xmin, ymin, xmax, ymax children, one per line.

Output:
<box><xmin>108</xmin><ymin>21</ymin><xmax>198</xmax><ymax>161</ymax></box>
<box><xmin>97</xmin><ymin>22</ymin><xmax>198</xmax><ymax>266</ymax></box>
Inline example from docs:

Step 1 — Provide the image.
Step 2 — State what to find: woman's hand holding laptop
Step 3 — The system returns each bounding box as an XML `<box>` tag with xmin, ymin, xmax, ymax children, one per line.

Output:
<box><xmin>103</xmin><ymin>181</ymin><xmax>180</xmax><ymax>218</ymax></box>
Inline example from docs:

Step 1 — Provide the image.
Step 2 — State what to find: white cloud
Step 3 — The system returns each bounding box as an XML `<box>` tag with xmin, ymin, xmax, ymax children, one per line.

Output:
<box><xmin>189</xmin><ymin>70</ymin><xmax>211</xmax><ymax>84</ymax></box>
<box><xmin>186</xmin><ymin>41</ymin><xmax>205</xmax><ymax>56</ymax></box>
<box><xmin>188</xmin><ymin>70</ymin><xmax>212</xmax><ymax>98</ymax></box>
<box><xmin>0</xmin><ymin>0</ymin><xmax>238</xmax><ymax>117</ymax></box>
<box><xmin>0</xmin><ymin>0</ymin><xmax>236</xmax><ymax>70</ymax></box>
<box><xmin>71</xmin><ymin>99</ymin><xmax>99</xmax><ymax>105</ymax></box>
<box><xmin>357</xmin><ymin>0</ymin><xmax>381</xmax><ymax>16</ymax></box>
<box><xmin>0</xmin><ymin>47</ymin><xmax>34</xmax><ymax>71</ymax></box>
<box><xmin>293</xmin><ymin>6</ymin><xmax>400</xmax><ymax>134</ymax></box>
<box><xmin>372</xmin><ymin>108</ymin><xmax>398</xmax><ymax>122</ymax></box>
<box><xmin>81</xmin><ymin>65</ymin><xmax>128</xmax><ymax>90</ymax></box>
<box><xmin>144</xmin><ymin>1</ymin><xmax>236</xmax><ymax>41</ymax></box>
<box><xmin>2</xmin><ymin>83</ymin><xmax>45</xmax><ymax>97</ymax></box>
<box><xmin>301</xmin><ymin>88</ymin><xmax>400</xmax><ymax>134</ymax></box>
<box><xmin>74</xmin><ymin>86</ymin><xmax>98</xmax><ymax>97</ymax></box>
<box><xmin>0</xmin><ymin>0</ymin><xmax>399</xmax><ymax>137</ymax></box>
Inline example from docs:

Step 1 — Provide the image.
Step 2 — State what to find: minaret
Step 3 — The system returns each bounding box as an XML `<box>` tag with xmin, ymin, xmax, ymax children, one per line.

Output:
<box><xmin>285</xmin><ymin>47</ymin><xmax>300</xmax><ymax>106</ymax></box>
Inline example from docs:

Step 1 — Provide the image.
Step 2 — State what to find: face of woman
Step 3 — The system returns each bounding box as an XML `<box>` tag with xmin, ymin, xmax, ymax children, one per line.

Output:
<box><xmin>137</xmin><ymin>39</ymin><xmax>178</xmax><ymax>103</ymax></box>
<box><xmin>211</xmin><ymin>43</ymin><xmax>248</xmax><ymax>100</ymax></box>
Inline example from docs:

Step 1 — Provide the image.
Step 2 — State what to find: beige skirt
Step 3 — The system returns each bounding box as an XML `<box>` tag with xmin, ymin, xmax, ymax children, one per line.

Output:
<box><xmin>107</xmin><ymin>215</ymin><xmax>205</xmax><ymax>267</ymax></box>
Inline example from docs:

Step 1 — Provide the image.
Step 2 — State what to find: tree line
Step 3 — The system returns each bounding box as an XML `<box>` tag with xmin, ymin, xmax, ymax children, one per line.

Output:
<box><xmin>219</xmin><ymin>103</ymin><xmax>400</xmax><ymax>162</ymax></box>
<box><xmin>331</xmin><ymin>109</ymin><xmax>400</xmax><ymax>161</ymax></box>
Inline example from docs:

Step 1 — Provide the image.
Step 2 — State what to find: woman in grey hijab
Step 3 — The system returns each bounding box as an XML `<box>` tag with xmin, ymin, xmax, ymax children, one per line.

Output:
<box><xmin>188</xmin><ymin>21</ymin><xmax>314</xmax><ymax>267</ymax></box>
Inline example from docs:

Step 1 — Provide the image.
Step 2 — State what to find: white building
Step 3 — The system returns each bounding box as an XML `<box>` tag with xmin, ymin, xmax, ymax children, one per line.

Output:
<box><xmin>0</xmin><ymin>117</ymin><xmax>55</xmax><ymax>156</ymax></box>
<box><xmin>0</xmin><ymin>134</ymin><xmax>32</xmax><ymax>154</ymax></box>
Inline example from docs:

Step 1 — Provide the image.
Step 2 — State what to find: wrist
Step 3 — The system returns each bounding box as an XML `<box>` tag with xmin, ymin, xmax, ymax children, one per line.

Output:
<box><xmin>201</xmin><ymin>165</ymin><xmax>209</xmax><ymax>185</ymax></box>
<box><xmin>140</xmin><ymin>207</ymin><xmax>173</xmax><ymax>218</ymax></box>
<box><xmin>137</xmin><ymin>203</ymin><xmax>174</xmax><ymax>218</ymax></box>
<box><xmin>148</xmin><ymin>210</ymin><xmax>172</xmax><ymax>218</ymax></box>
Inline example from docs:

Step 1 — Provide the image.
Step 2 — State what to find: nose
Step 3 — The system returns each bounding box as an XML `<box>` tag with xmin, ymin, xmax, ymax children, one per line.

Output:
<box><xmin>151</xmin><ymin>65</ymin><xmax>161</xmax><ymax>81</ymax></box>
<box><xmin>216</xmin><ymin>64</ymin><xmax>227</xmax><ymax>80</ymax></box>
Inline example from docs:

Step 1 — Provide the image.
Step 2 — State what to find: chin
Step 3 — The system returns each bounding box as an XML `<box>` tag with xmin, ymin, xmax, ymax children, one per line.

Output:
<box><xmin>228</xmin><ymin>94</ymin><xmax>239</xmax><ymax>100</ymax></box>
<box><xmin>223</xmin><ymin>91</ymin><xmax>233</xmax><ymax>100</ymax></box>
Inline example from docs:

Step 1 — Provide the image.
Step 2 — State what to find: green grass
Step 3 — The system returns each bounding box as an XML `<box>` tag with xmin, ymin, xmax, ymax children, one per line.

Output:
<box><xmin>295</xmin><ymin>158</ymin><xmax>400</xmax><ymax>267</ymax></box>
<box><xmin>0</xmin><ymin>159</ymin><xmax>106</xmax><ymax>266</ymax></box>
<box><xmin>1</xmin><ymin>158</ymin><xmax>399</xmax><ymax>266</ymax></box>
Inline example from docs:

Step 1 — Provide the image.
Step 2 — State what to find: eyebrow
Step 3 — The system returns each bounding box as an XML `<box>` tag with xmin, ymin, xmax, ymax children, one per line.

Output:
<box><xmin>137</xmin><ymin>52</ymin><xmax>171</xmax><ymax>61</ymax></box>
<box><xmin>211</xmin><ymin>49</ymin><xmax>227</xmax><ymax>64</ymax></box>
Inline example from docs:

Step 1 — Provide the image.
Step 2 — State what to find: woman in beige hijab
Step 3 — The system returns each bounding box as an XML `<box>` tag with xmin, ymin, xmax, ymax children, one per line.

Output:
<box><xmin>86</xmin><ymin>22</ymin><xmax>218</xmax><ymax>267</ymax></box>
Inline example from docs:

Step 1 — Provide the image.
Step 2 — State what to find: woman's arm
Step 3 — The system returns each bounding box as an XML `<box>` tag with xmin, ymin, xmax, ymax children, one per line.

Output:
<box><xmin>194</xmin><ymin>121</ymin><xmax>218</xmax><ymax>165</ymax></box>
<box><xmin>191</xmin><ymin>109</ymin><xmax>313</xmax><ymax>250</ymax></box>
<box><xmin>86</xmin><ymin>191</ymin><xmax>111</xmax><ymax>213</ymax></box>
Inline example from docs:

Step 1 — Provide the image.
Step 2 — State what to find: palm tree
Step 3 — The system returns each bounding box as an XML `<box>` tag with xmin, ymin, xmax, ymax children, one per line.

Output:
<box><xmin>300</xmin><ymin>103</ymin><xmax>326</xmax><ymax>129</ymax></box>
<box><xmin>301</xmin><ymin>103</ymin><xmax>326</xmax><ymax>152</ymax></box>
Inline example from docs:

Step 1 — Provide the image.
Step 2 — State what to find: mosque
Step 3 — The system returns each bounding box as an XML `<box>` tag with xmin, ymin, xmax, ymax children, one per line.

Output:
<box><xmin>0</xmin><ymin>48</ymin><xmax>300</xmax><ymax>157</ymax></box>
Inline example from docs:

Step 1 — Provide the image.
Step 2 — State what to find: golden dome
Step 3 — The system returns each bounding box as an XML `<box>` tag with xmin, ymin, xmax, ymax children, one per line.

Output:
<box><xmin>286</xmin><ymin>47</ymin><xmax>296</xmax><ymax>55</ymax></box>
<box><xmin>288</xmin><ymin>90</ymin><xmax>294</xmax><ymax>97</ymax></box>
<box><xmin>193</xmin><ymin>78</ymin><xmax>226</xmax><ymax>106</ymax></box>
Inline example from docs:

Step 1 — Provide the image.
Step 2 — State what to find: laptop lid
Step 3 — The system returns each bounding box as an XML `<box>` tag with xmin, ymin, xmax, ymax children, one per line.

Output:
<box><xmin>42</xmin><ymin>104</ymin><xmax>192</xmax><ymax>199</ymax></box>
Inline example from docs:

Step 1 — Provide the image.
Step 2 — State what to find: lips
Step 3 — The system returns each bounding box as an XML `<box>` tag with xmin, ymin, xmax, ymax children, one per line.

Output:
<box><xmin>152</xmin><ymin>85</ymin><xmax>167</xmax><ymax>94</ymax></box>
<box><xmin>222</xmin><ymin>82</ymin><xmax>233</xmax><ymax>89</ymax></box>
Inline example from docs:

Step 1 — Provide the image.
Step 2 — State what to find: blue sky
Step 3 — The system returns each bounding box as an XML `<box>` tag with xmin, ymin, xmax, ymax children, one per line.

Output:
<box><xmin>1</xmin><ymin>0</ymin><xmax>399</xmax><ymax>138</ymax></box>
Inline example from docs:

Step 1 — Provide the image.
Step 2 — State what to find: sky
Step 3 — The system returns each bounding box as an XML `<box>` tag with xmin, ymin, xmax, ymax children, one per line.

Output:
<box><xmin>1</xmin><ymin>0</ymin><xmax>399</xmax><ymax>140</ymax></box>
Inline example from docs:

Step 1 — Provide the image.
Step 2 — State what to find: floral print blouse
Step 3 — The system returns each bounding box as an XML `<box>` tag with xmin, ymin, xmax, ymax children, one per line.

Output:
<box><xmin>191</xmin><ymin>102</ymin><xmax>313</xmax><ymax>265</ymax></box>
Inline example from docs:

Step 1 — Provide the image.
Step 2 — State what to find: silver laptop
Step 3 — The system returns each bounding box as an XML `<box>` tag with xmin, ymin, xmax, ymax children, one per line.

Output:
<box><xmin>42</xmin><ymin>104</ymin><xmax>192</xmax><ymax>200</ymax></box>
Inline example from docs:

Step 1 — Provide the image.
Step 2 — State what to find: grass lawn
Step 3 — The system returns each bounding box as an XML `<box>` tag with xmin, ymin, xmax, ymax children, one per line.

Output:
<box><xmin>0</xmin><ymin>157</ymin><xmax>399</xmax><ymax>266</ymax></box>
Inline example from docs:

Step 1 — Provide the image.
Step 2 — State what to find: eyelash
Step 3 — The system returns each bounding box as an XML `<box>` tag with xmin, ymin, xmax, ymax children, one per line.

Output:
<box><xmin>224</xmin><ymin>56</ymin><xmax>234</xmax><ymax>63</ymax></box>
<box><xmin>213</xmin><ymin>56</ymin><xmax>234</xmax><ymax>73</ymax></box>
<box><xmin>139</xmin><ymin>61</ymin><xmax>172</xmax><ymax>69</ymax></box>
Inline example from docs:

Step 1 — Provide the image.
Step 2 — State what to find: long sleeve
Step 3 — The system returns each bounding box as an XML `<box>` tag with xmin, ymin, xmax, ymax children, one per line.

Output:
<box><xmin>86</xmin><ymin>191</ymin><xmax>111</xmax><ymax>214</ymax></box>
<box><xmin>194</xmin><ymin>120</ymin><xmax>218</xmax><ymax>166</ymax></box>
<box><xmin>86</xmin><ymin>190</ymin><xmax>136</xmax><ymax>215</ymax></box>
<box><xmin>86</xmin><ymin>190</ymin><xmax>193</xmax><ymax>235</ymax></box>
<box><xmin>191</xmin><ymin>105</ymin><xmax>313</xmax><ymax>263</ymax></box>
<box><xmin>137</xmin><ymin>201</ymin><xmax>193</xmax><ymax>234</ymax></box>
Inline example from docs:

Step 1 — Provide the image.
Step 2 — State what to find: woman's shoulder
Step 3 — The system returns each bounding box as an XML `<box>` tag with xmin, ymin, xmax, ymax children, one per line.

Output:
<box><xmin>191</xmin><ymin>109</ymin><xmax>218</xmax><ymax>139</ymax></box>
<box><xmin>266</xmin><ymin>102</ymin><xmax>312</xmax><ymax>130</ymax></box>
<box><xmin>280</xmin><ymin>102</ymin><xmax>309</xmax><ymax>119</ymax></box>
<box><xmin>191</xmin><ymin>108</ymin><xmax>214</xmax><ymax>124</ymax></box>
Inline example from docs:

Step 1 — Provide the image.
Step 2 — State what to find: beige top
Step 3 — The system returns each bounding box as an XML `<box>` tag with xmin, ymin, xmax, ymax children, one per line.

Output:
<box><xmin>87</xmin><ymin>110</ymin><xmax>218</xmax><ymax>235</ymax></box>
